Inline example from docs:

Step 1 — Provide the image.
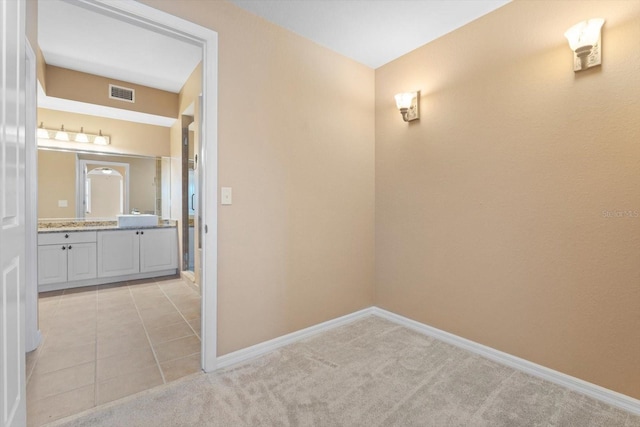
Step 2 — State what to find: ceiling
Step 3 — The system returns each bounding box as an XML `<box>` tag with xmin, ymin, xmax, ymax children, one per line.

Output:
<box><xmin>37</xmin><ymin>0</ymin><xmax>511</xmax><ymax>125</ymax></box>
<box><xmin>38</xmin><ymin>0</ymin><xmax>202</xmax><ymax>93</ymax></box>
<box><xmin>227</xmin><ymin>0</ymin><xmax>511</xmax><ymax>69</ymax></box>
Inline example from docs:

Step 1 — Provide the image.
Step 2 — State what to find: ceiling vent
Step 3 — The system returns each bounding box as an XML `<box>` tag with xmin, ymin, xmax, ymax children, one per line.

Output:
<box><xmin>109</xmin><ymin>84</ymin><xmax>135</xmax><ymax>103</ymax></box>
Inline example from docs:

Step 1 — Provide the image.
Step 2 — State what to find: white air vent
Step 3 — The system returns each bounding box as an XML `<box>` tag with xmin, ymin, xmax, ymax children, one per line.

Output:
<box><xmin>109</xmin><ymin>84</ymin><xmax>135</xmax><ymax>103</ymax></box>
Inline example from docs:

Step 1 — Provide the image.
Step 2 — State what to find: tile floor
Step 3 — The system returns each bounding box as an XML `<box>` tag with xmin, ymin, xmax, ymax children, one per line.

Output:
<box><xmin>26</xmin><ymin>276</ymin><xmax>202</xmax><ymax>427</ymax></box>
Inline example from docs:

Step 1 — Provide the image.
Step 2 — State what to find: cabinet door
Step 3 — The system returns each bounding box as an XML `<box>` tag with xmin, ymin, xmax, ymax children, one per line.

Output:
<box><xmin>38</xmin><ymin>245</ymin><xmax>68</xmax><ymax>285</ymax></box>
<box><xmin>97</xmin><ymin>230</ymin><xmax>140</xmax><ymax>277</ymax></box>
<box><xmin>140</xmin><ymin>228</ymin><xmax>178</xmax><ymax>273</ymax></box>
<box><xmin>67</xmin><ymin>242</ymin><xmax>97</xmax><ymax>282</ymax></box>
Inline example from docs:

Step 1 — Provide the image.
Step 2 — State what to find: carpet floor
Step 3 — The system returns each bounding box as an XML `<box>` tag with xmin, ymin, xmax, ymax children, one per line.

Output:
<box><xmin>48</xmin><ymin>316</ymin><xmax>639</xmax><ymax>426</ymax></box>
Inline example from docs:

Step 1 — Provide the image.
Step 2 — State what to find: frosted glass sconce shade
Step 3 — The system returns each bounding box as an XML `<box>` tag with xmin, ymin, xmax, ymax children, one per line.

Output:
<box><xmin>54</xmin><ymin>125</ymin><xmax>69</xmax><ymax>141</ymax></box>
<box><xmin>37</xmin><ymin>122</ymin><xmax>49</xmax><ymax>139</ymax></box>
<box><xmin>93</xmin><ymin>130</ymin><xmax>109</xmax><ymax>145</ymax></box>
<box><xmin>75</xmin><ymin>127</ymin><xmax>89</xmax><ymax>143</ymax></box>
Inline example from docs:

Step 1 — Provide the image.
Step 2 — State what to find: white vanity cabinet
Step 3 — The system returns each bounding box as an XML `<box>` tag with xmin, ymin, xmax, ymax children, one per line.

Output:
<box><xmin>38</xmin><ymin>232</ymin><xmax>97</xmax><ymax>286</ymax></box>
<box><xmin>38</xmin><ymin>227</ymin><xmax>178</xmax><ymax>292</ymax></box>
<box><xmin>97</xmin><ymin>228</ymin><xmax>178</xmax><ymax>278</ymax></box>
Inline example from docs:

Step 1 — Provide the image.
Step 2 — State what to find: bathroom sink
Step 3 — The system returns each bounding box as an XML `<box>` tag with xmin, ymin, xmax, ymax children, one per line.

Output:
<box><xmin>117</xmin><ymin>214</ymin><xmax>158</xmax><ymax>228</ymax></box>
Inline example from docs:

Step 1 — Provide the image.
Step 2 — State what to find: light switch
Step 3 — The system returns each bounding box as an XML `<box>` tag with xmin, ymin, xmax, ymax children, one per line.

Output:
<box><xmin>221</xmin><ymin>187</ymin><xmax>232</xmax><ymax>205</ymax></box>
<box><xmin>58</xmin><ymin>200</ymin><xmax>68</xmax><ymax>208</ymax></box>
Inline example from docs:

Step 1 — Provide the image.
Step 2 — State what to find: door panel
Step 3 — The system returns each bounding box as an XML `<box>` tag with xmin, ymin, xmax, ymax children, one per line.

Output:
<box><xmin>140</xmin><ymin>228</ymin><xmax>178</xmax><ymax>273</ymax></box>
<box><xmin>67</xmin><ymin>243</ymin><xmax>97</xmax><ymax>282</ymax></box>
<box><xmin>37</xmin><ymin>245</ymin><xmax>67</xmax><ymax>285</ymax></box>
<box><xmin>2</xmin><ymin>260</ymin><xmax>22</xmax><ymax>426</ymax></box>
<box><xmin>97</xmin><ymin>230</ymin><xmax>140</xmax><ymax>277</ymax></box>
<box><xmin>1</xmin><ymin>0</ymin><xmax>27</xmax><ymax>425</ymax></box>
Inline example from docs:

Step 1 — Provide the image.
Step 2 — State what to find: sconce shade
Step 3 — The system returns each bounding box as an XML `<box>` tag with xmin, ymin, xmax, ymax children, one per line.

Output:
<box><xmin>54</xmin><ymin>125</ymin><xmax>69</xmax><ymax>142</ymax></box>
<box><xmin>93</xmin><ymin>130</ymin><xmax>108</xmax><ymax>145</ymax></box>
<box><xmin>564</xmin><ymin>19</ymin><xmax>604</xmax><ymax>52</ymax></box>
<box><xmin>37</xmin><ymin>122</ymin><xmax>49</xmax><ymax>139</ymax></box>
<box><xmin>75</xmin><ymin>127</ymin><xmax>89</xmax><ymax>143</ymax></box>
<box><xmin>395</xmin><ymin>93</ymin><xmax>415</xmax><ymax>110</ymax></box>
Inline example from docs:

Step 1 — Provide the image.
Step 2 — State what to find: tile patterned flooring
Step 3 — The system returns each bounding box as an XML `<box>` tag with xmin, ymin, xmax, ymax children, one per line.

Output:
<box><xmin>26</xmin><ymin>277</ymin><xmax>202</xmax><ymax>427</ymax></box>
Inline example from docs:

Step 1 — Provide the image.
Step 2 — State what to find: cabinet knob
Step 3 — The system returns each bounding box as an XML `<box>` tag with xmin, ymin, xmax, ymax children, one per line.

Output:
<box><xmin>61</xmin><ymin>246</ymin><xmax>66</xmax><ymax>250</ymax></box>
<box><xmin>68</xmin><ymin>245</ymin><xmax>72</xmax><ymax>250</ymax></box>
<box><xmin>141</xmin><ymin>231</ymin><xmax>144</xmax><ymax>235</ymax></box>
<box><xmin>136</xmin><ymin>231</ymin><xmax>139</xmax><ymax>235</ymax></box>
<box><xmin>65</xmin><ymin>234</ymin><xmax>69</xmax><ymax>238</ymax></box>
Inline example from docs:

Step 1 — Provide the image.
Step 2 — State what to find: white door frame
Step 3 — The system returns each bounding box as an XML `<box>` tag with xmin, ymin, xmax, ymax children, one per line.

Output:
<box><xmin>28</xmin><ymin>0</ymin><xmax>219</xmax><ymax>372</ymax></box>
<box><xmin>25</xmin><ymin>41</ymin><xmax>41</xmax><ymax>353</ymax></box>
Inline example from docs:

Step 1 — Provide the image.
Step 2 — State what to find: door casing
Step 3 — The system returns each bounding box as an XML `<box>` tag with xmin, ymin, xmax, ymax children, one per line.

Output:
<box><xmin>26</xmin><ymin>0</ymin><xmax>219</xmax><ymax>372</ymax></box>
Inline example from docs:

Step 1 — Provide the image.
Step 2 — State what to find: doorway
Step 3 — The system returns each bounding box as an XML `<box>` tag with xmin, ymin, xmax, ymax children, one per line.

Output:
<box><xmin>181</xmin><ymin>111</ymin><xmax>203</xmax><ymax>288</ymax></box>
<box><xmin>25</xmin><ymin>0</ymin><xmax>219</xmax><ymax>418</ymax></box>
<box><xmin>76</xmin><ymin>159</ymin><xmax>130</xmax><ymax>219</ymax></box>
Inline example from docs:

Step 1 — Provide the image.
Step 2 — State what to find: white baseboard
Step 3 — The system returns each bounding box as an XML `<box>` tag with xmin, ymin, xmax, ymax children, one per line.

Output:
<box><xmin>38</xmin><ymin>269</ymin><xmax>178</xmax><ymax>293</ymax></box>
<box><xmin>216</xmin><ymin>307</ymin><xmax>375</xmax><ymax>369</ymax></box>
<box><xmin>372</xmin><ymin>307</ymin><xmax>640</xmax><ymax>416</ymax></box>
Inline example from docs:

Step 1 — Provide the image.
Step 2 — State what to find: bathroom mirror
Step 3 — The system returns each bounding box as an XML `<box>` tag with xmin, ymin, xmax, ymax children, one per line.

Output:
<box><xmin>38</xmin><ymin>147</ymin><xmax>171</xmax><ymax>220</ymax></box>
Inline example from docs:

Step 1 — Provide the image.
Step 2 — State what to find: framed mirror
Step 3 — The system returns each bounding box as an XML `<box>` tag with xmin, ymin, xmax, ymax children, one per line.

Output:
<box><xmin>38</xmin><ymin>147</ymin><xmax>171</xmax><ymax>221</ymax></box>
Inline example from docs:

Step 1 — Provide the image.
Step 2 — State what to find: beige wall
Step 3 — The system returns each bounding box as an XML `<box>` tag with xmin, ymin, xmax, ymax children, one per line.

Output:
<box><xmin>141</xmin><ymin>0</ymin><xmax>376</xmax><ymax>356</ymax></box>
<box><xmin>37</xmin><ymin>108</ymin><xmax>170</xmax><ymax>157</ymax></box>
<box><xmin>45</xmin><ymin>65</ymin><xmax>179</xmax><ymax>118</ymax></box>
<box><xmin>375</xmin><ymin>0</ymin><xmax>640</xmax><ymax>400</ymax></box>
<box><xmin>38</xmin><ymin>150</ymin><xmax>76</xmax><ymax>218</ymax></box>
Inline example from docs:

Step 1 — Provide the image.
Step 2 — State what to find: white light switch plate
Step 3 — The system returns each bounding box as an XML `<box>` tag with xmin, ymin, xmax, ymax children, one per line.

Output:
<box><xmin>221</xmin><ymin>187</ymin><xmax>232</xmax><ymax>205</ymax></box>
<box><xmin>58</xmin><ymin>200</ymin><xmax>68</xmax><ymax>208</ymax></box>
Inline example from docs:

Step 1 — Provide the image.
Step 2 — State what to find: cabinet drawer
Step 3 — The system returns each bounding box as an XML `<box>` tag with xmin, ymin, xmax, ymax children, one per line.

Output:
<box><xmin>38</xmin><ymin>231</ymin><xmax>97</xmax><ymax>245</ymax></box>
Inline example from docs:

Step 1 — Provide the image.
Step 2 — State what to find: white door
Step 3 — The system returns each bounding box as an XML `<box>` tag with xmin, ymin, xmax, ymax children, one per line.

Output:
<box><xmin>1</xmin><ymin>0</ymin><xmax>27</xmax><ymax>425</ymax></box>
<box><xmin>97</xmin><ymin>230</ymin><xmax>140</xmax><ymax>277</ymax></box>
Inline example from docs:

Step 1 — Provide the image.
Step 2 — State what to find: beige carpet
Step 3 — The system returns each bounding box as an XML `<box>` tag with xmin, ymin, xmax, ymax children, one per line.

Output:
<box><xmin>47</xmin><ymin>316</ymin><xmax>639</xmax><ymax>426</ymax></box>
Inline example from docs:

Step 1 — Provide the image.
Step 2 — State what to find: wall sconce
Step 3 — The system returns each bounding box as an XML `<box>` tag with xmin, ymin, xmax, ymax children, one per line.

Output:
<box><xmin>394</xmin><ymin>91</ymin><xmax>419</xmax><ymax>122</ymax></box>
<box><xmin>564</xmin><ymin>18</ymin><xmax>604</xmax><ymax>72</ymax></box>
<box><xmin>37</xmin><ymin>125</ymin><xmax>111</xmax><ymax>146</ymax></box>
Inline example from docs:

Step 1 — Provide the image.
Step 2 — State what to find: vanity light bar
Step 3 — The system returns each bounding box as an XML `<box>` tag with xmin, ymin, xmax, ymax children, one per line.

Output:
<box><xmin>36</xmin><ymin>125</ymin><xmax>110</xmax><ymax>146</ymax></box>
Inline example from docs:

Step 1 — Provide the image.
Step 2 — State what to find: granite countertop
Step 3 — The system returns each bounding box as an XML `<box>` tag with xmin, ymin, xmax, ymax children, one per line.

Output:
<box><xmin>38</xmin><ymin>219</ymin><xmax>177</xmax><ymax>233</ymax></box>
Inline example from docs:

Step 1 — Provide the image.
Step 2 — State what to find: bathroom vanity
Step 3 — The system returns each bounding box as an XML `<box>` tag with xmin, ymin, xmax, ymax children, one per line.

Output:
<box><xmin>37</xmin><ymin>221</ymin><xmax>178</xmax><ymax>292</ymax></box>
